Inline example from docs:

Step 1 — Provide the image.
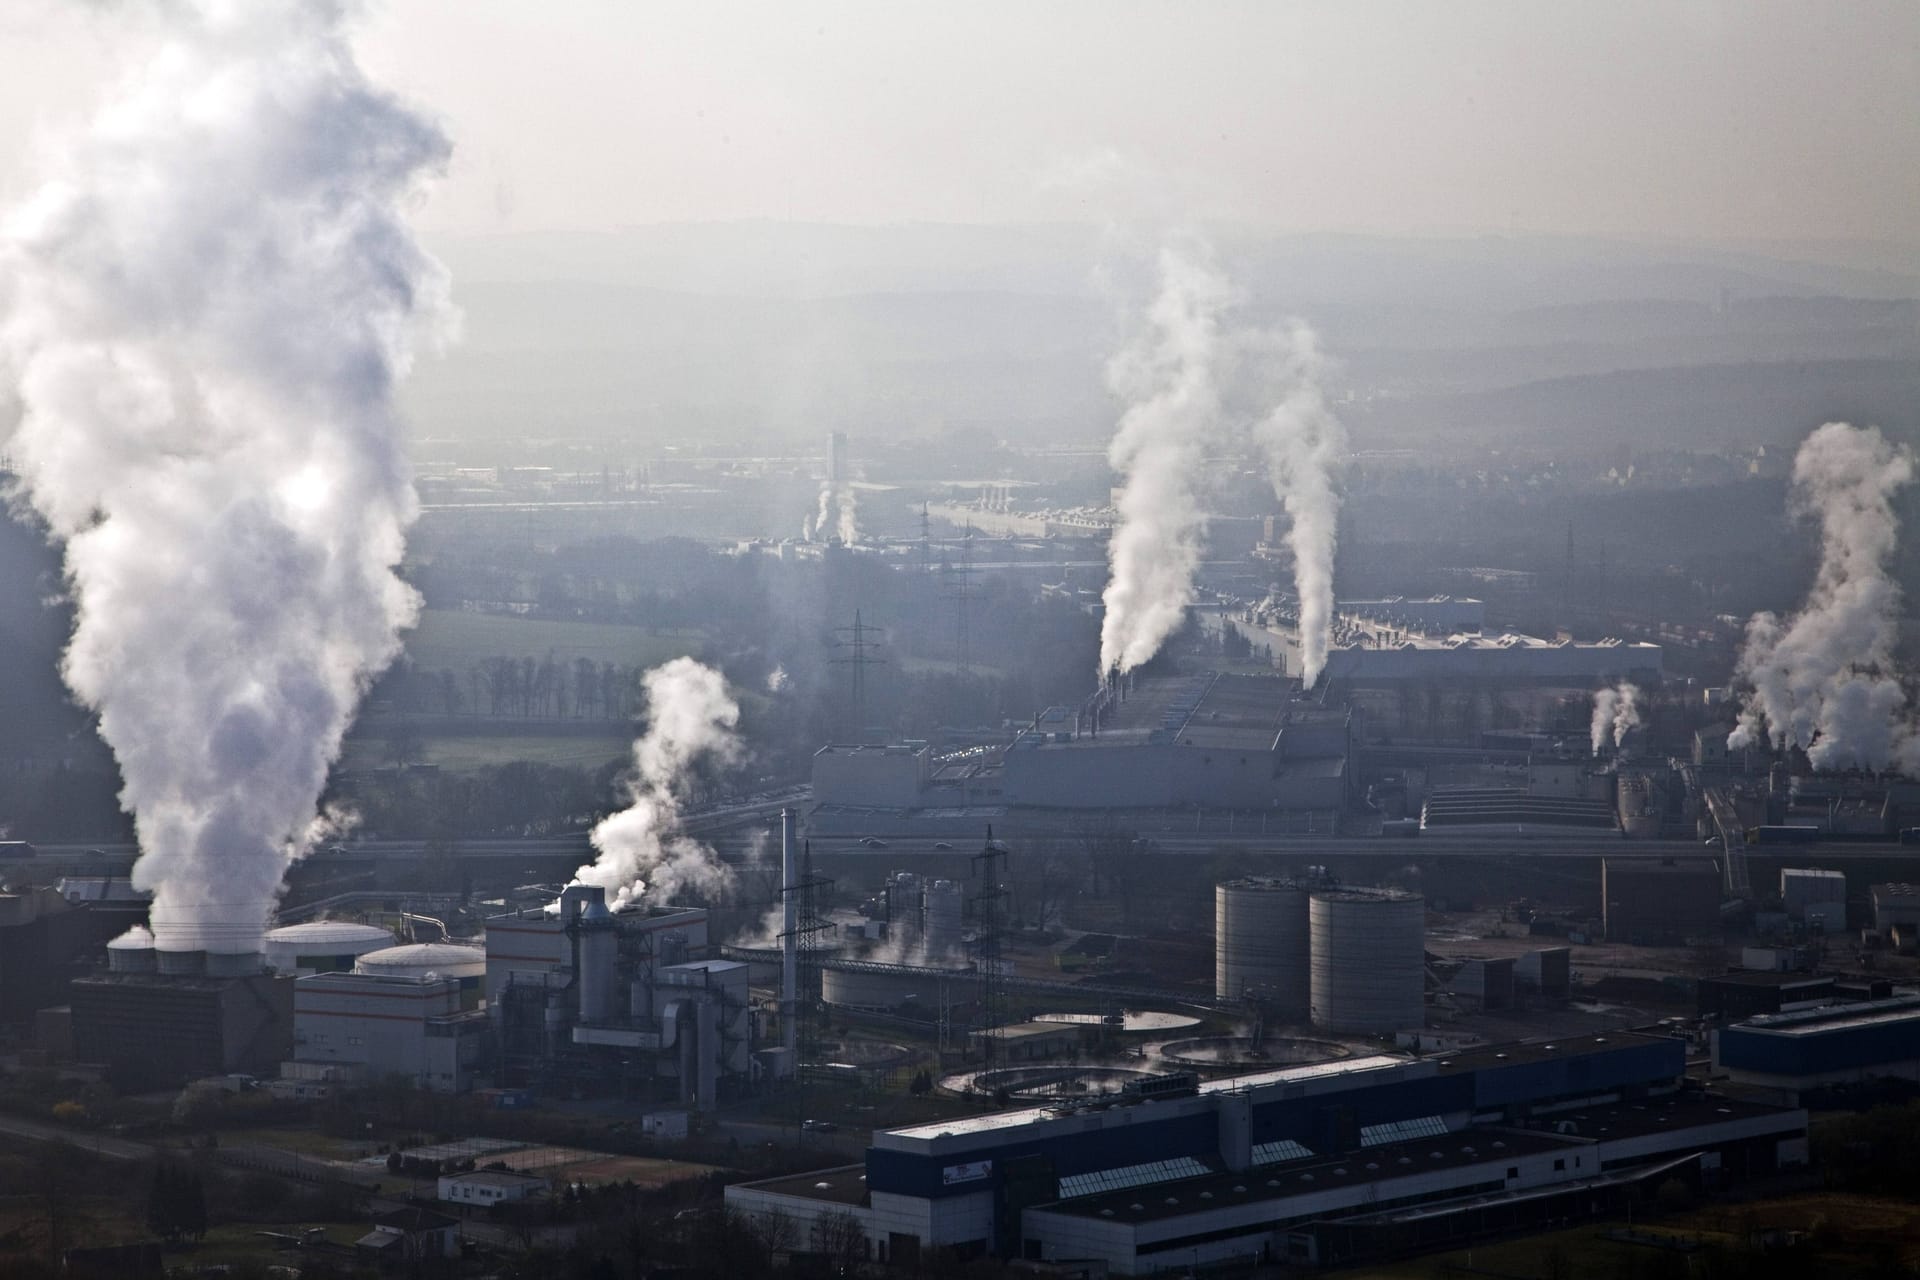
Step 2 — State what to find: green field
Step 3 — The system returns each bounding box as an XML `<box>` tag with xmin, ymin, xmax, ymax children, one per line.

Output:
<box><xmin>341</xmin><ymin>731</ymin><xmax>634</xmax><ymax>773</ymax></box>
<box><xmin>399</xmin><ymin>609</ymin><xmax>704</xmax><ymax>673</ymax></box>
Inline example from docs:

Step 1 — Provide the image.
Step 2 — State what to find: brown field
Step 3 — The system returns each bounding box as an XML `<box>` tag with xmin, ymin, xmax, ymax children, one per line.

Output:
<box><xmin>488</xmin><ymin>1144</ymin><xmax>719</xmax><ymax>1188</ymax></box>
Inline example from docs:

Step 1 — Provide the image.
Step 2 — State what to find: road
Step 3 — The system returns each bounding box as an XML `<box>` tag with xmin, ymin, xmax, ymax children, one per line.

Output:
<box><xmin>0</xmin><ymin>1111</ymin><xmax>156</xmax><ymax>1161</ymax></box>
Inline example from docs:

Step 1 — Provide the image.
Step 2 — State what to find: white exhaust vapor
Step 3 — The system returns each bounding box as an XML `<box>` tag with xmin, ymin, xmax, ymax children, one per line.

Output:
<box><xmin>0</xmin><ymin>2</ymin><xmax>450</xmax><ymax>953</ymax></box>
<box><xmin>1098</xmin><ymin>240</ymin><xmax>1230</xmax><ymax>676</ymax></box>
<box><xmin>1250</xmin><ymin>322</ymin><xmax>1348</xmax><ymax>688</ymax></box>
<box><xmin>1590</xmin><ymin>682</ymin><xmax>1642</xmax><ymax>755</ymax></box>
<box><xmin>1728</xmin><ymin>422</ymin><xmax>1914</xmax><ymax>771</ymax></box>
<box><xmin>570</xmin><ymin>658</ymin><xmax>741</xmax><ymax>910</ymax></box>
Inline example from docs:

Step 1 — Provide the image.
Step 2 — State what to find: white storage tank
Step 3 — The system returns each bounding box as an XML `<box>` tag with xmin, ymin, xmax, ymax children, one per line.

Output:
<box><xmin>356</xmin><ymin>943</ymin><xmax>487</xmax><ymax>980</ymax></box>
<box><xmin>1215</xmin><ymin>878</ymin><xmax>1311</xmax><ymax>1014</ymax></box>
<box><xmin>264</xmin><ymin>921</ymin><xmax>395</xmax><ymax>975</ymax></box>
<box><xmin>1309</xmin><ymin>889</ymin><xmax>1426</xmax><ymax>1034</ymax></box>
<box><xmin>921</xmin><ymin>880</ymin><xmax>965</xmax><ymax>960</ymax></box>
<box><xmin>357</xmin><ymin>942</ymin><xmax>488</xmax><ymax>1009</ymax></box>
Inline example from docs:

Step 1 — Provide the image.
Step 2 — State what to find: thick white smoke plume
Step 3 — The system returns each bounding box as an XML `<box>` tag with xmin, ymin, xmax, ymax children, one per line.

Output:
<box><xmin>0</xmin><ymin>3</ymin><xmax>449</xmax><ymax>953</ymax></box>
<box><xmin>1250</xmin><ymin>323</ymin><xmax>1348</xmax><ymax>688</ymax></box>
<box><xmin>571</xmin><ymin>658</ymin><xmax>741</xmax><ymax>910</ymax></box>
<box><xmin>1590</xmin><ymin>682</ymin><xmax>1642</xmax><ymax>755</ymax></box>
<box><xmin>1729</xmin><ymin>423</ymin><xmax>1915</xmax><ymax>771</ymax></box>
<box><xmin>810</xmin><ymin>479</ymin><xmax>859</xmax><ymax>544</ymax></box>
<box><xmin>1098</xmin><ymin>241</ymin><xmax>1230</xmax><ymax>675</ymax></box>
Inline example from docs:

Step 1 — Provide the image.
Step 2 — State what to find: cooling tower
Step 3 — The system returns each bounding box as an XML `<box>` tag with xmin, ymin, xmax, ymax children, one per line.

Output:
<box><xmin>1309</xmin><ymin>889</ymin><xmax>1426</xmax><ymax>1034</ymax></box>
<box><xmin>106</xmin><ymin>927</ymin><xmax>157</xmax><ymax>974</ymax></box>
<box><xmin>1215</xmin><ymin>878</ymin><xmax>1312</xmax><ymax>1014</ymax></box>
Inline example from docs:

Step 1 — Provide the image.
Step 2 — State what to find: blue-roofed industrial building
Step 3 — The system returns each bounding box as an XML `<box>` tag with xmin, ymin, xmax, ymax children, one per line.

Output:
<box><xmin>728</xmin><ymin>1031</ymin><xmax>1806</xmax><ymax>1273</ymax></box>
<box><xmin>1714</xmin><ymin>994</ymin><xmax>1920</xmax><ymax>1103</ymax></box>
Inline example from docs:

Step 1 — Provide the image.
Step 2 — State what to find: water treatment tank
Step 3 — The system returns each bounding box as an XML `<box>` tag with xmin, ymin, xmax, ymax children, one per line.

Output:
<box><xmin>1309</xmin><ymin>889</ymin><xmax>1426</xmax><ymax>1034</ymax></box>
<box><xmin>1215</xmin><ymin>878</ymin><xmax>1311</xmax><ymax>1014</ymax></box>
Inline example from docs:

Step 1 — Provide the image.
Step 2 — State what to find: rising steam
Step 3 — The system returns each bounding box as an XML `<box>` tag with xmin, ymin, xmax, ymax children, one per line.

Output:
<box><xmin>1250</xmin><ymin>323</ymin><xmax>1348</xmax><ymax>688</ymax></box>
<box><xmin>1098</xmin><ymin>241</ymin><xmax>1230</xmax><ymax>675</ymax></box>
<box><xmin>1729</xmin><ymin>423</ymin><xmax>1915</xmax><ymax>771</ymax></box>
<box><xmin>571</xmin><ymin>658</ymin><xmax>741</xmax><ymax>910</ymax></box>
<box><xmin>1590</xmin><ymin>682</ymin><xmax>1642</xmax><ymax>755</ymax></box>
<box><xmin>0</xmin><ymin>2</ymin><xmax>450</xmax><ymax>953</ymax></box>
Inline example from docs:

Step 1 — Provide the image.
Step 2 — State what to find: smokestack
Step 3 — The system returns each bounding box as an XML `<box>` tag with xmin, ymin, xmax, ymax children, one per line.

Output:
<box><xmin>780</xmin><ymin>807</ymin><xmax>798</xmax><ymax>1059</ymax></box>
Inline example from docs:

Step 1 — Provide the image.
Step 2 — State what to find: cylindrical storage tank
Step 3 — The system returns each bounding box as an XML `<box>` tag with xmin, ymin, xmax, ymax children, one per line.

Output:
<box><xmin>106</xmin><ymin>926</ymin><xmax>158</xmax><ymax>974</ymax></box>
<box><xmin>358</xmin><ymin>942</ymin><xmax>488</xmax><ymax>1010</ymax></box>
<box><xmin>1215</xmin><ymin>878</ymin><xmax>1311</xmax><ymax>1013</ymax></box>
<box><xmin>155</xmin><ymin>949</ymin><xmax>205</xmax><ymax>977</ymax></box>
<box><xmin>355</xmin><ymin>943</ymin><xmax>487</xmax><ymax>980</ymax></box>
<box><xmin>888</xmin><ymin>873</ymin><xmax>924</xmax><ymax>948</ymax></box>
<box><xmin>1309</xmin><ymin>890</ymin><xmax>1426</xmax><ymax>1034</ymax></box>
<box><xmin>264</xmin><ymin>921</ymin><xmax>395</xmax><ymax>975</ymax></box>
<box><xmin>921</xmin><ymin>880</ymin><xmax>964</xmax><ymax>960</ymax></box>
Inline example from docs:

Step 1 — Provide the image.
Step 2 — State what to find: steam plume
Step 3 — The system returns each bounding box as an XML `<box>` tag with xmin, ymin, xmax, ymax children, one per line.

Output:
<box><xmin>1590</xmin><ymin>682</ymin><xmax>1642</xmax><ymax>755</ymax></box>
<box><xmin>1250</xmin><ymin>323</ymin><xmax>1348</xmax><ymax>687</ymax></box>
<box><xmin>571</xmin><ymin>658</ymin><xmax>741</xmax><ymax>909</ymax></box>
<box><xmin>1098</xmin><ymin>241</ymin><xmax>1230</xmax><ymax>675</ymax></box>
<box><xmin>1728</xmin><ymin>423</ymin><xmax>1913</xmax><ymax>770</ymax></box>
<box><xmin>0</xmin><ymin>2</ymin><xmax>449</xmax><ymax>952</ymax></box>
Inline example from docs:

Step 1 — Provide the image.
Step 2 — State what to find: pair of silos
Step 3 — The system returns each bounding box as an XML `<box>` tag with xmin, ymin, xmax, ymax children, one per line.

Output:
<box><xmin>1215</xmin><ymin>878</ymin><xmax>1425</xmax><ymax>1034</ymax></box>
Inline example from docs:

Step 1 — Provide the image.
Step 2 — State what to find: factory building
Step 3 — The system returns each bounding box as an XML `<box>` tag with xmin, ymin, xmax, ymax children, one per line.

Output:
<box><xmin>1714</xmin><ymin>996</ymin><xmax>1920</xmax><ymax>1103</ymax></box>
<box><xmin>1000</xmin><ymin>672</ymin><xmax>1350</xmax><ymax>813</ymax></box>
<box><xmin>812</xmin><ymin>743</ymin><xmax>932</xmax><ymax>809</ymax></box>
<box><xmin>285</xmin><ymin>952</ymin><xmax>488</xmax><ymax>1094</ymax></box>
<box><xmin>485</xmin><ymin>887</ymin><xmax>751</xmax><ymax>1109</ymax></box>
<box><xmin>1602</xmin><ymin>858</ymin><xmax>1723</xmax><ymax>944</ymax></box>
<box><xmin>1779</xmin><ymin>869</ymin><xmax>1847</xmax><ymax>922</ymax></box>
<box><xmin>70</xmin><ymin>939</ymin><xmax>293</xmax><ymax>1088</ymax></box>
<box><xmin>728</xmin><ymin>1031</ymin><xmax>1805</xmax><ymax>1273</ymax></box>
<box><xmin>0</xmin><ymin>886</ymin><xmax>128</xmax><ymax>1024</ymax></box>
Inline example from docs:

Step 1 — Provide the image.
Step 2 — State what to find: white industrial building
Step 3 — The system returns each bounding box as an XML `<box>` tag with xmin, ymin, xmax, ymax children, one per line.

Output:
<box><xmin>1871</xmin><ymin>883</ymin><xmax>1920</xmax><ymax>935</ymax></box>
<box><xmin>282</xmin><ymin>942</ymin><xmax>488</xmax><ymax>1094</ymax></box>
<box><xmin>1780</xmin><ymin>869</ymin><xmax>1847</xmax><ymax>921</ymax></box>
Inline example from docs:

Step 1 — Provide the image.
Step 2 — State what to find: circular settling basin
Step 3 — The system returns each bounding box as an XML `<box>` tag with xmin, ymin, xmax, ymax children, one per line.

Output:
<box><xmin>1032</xmin><ymin>1009</ymin><xmax>1204</xmax><ymax>1034</ymax></box>
<box><xmin>814</xmin><ymin>1040</ymin><xmax>916</xmax><ymax>1071</ymax></box>
<box><xmin>1158</xmin><ymin>1036</ymin><xmax>1352</xmax><ymax>1071</ymax></box>
<box><xmin>939</xmin><ymin>1065</ymin><xmax>1159</xmax><ymax>1100</ymax></box>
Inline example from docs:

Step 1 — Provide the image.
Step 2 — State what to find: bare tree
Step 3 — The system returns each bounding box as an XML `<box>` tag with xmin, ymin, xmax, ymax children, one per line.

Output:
<box><xmin>812</xmin><ymin>1208</ymin><xmax>867</xmax><ymax>1276</ymax></box>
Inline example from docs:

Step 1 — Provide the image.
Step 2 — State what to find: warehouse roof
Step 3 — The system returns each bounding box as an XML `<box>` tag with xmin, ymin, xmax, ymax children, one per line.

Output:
<box><xmin>1435</xmin><ymin>1031</ymin><xmax>1675</xmax><ymax>1072</ymax></box>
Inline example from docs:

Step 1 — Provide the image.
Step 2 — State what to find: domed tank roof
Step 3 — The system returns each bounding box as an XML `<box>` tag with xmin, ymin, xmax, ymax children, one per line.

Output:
<box><xmin>355</xmin><ymin>942</ymin><xmax>486</xmax><ymax>978</ymax></box>
<box><xmin>266</xmin><ymin>921</ymin><xmax>395</xmax><ymax>948</ymax></box>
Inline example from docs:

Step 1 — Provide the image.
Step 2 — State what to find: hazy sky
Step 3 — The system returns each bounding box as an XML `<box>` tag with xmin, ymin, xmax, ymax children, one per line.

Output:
<box><xmin>2</xmin><ymin>0</ymin><xmax>1917</xmax><ymax>248</ymax></box>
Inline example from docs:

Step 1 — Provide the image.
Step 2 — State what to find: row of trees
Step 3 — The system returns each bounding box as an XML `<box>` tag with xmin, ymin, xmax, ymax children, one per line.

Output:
<box><xmin>375</xmin><ymin>655</ymin><xmax>658</xmax><ymax>722</ymax></box>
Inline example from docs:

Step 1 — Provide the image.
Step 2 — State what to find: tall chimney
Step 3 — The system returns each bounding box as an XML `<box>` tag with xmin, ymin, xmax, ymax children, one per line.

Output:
<box><xmin>780</xmin><ymin>807</ymin><xmax>799</xmax><ymax>1059</ymax></box>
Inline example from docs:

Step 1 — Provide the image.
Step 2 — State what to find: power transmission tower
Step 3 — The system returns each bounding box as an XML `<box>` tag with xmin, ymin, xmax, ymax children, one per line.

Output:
<box><xmin>830</xmin><ymin>610</ymin><xmax>885</xmax><ymax>742</ymax></box>
<box><xmin>972</xmin><ymin>828</ymin><xmax>1009</xmax><ymax>1065</ymax></box>
<box><xmin>919</xmin><ymin>501</ymin><xmax>933</xmax><ymax>576</ymax></box>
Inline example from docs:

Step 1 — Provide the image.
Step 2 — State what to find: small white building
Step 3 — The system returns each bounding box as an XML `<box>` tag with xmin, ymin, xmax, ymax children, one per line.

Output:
<box><xmin>643</xmin><ymin>1110</ymin><xmax>690</xmax><ymax>1140</ymax></box>
<box><xmin>438</xmin><ymin>1169</ymin><xmax>548</xmax><ymax>1206</ymax></box>
<box><xmin>1871</xmin><ymin>884</ymin><xmax>1920</xmax><ymax>935</ymax></box>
